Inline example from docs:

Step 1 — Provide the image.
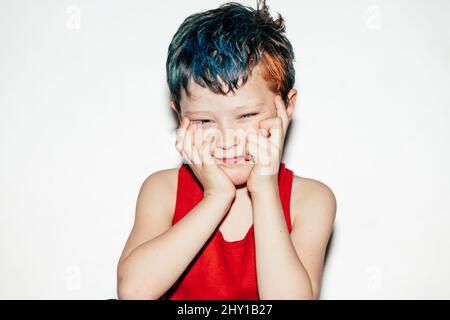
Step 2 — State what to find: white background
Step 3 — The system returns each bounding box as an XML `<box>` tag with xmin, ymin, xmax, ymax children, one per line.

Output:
<box><xmin>1</xmin><ymin>0</ymin><xmax>449</xmax><ymax>299</ymax></box>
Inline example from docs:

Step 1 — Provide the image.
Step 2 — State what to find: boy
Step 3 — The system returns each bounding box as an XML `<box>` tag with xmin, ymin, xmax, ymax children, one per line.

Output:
<box><xmin>117</xmin><ymin>0</ymin><xmax>336</xmax><ymax>300</ymax></box>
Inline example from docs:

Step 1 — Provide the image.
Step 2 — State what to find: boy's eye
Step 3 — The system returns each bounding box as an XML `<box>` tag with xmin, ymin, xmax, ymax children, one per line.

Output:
<box><xmin>191</xmin><ymin>113</ymin><xmax>258</xmax><ymax>125</ymax></box>
<box><xmin>240</xmin><ymin>113</ymin><xmax>258</xmax><ymax>119</ymax></box>
<box><xmin>192</xmin><ymin>119</ymin><xmax>213</xmax><ymax>125</ymax></box>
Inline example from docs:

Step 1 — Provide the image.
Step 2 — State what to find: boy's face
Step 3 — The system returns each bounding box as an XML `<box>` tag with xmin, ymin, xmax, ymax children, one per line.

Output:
<box><xmin>172</xmin><ymin>64</ymin><xmax>296</xmax><ymax>187</ymax></box>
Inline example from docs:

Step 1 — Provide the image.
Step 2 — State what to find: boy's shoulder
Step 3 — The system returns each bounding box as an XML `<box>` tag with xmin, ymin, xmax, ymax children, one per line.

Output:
<box><xmin>144</xmin><ymin>167</ymin><xmax>179</xmax><ymax>189</ymax></box>
<box><xmin>141</xmin><ymin>166</ymin><xmax>181</xmax><ymax>217</ymax></box>
<box><xmin>290</xmin><ymin>175</ymin><xmax>337</xmax><ymax>227</ymax></box>
<box><xmin>146</xmin><ymin>167</ymin><xmax>179</xmax><ymax>187</ymax></box>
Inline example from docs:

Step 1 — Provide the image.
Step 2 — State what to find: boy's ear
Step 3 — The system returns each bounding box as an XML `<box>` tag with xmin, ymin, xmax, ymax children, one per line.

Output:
<box><xmin>285</xmin><ymin>88</ymin><xmax>297</xmax><ymax>121</ymax></box>
<box><xmin>170</xmin><ymin>101</ymin><xmax>182</xmax><ymax>122</ymax></box>
<box><xmin>170</xmin><ymin>100</ymin><xmax>177</xmax><ymax>113</ymax></box>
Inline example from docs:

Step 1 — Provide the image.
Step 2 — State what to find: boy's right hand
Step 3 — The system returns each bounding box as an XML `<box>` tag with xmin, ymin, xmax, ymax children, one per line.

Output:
<box><xmin>175</xmin><ymin>117</ymin><xmax>236</xmax><ymax>201</ymax></box>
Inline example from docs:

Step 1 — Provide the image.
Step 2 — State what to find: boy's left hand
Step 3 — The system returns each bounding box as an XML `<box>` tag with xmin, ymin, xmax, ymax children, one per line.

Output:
<box><xmin>246</xmin><ymin>95</ymin><xmax>290</xmax><ymax>195</ymax></box>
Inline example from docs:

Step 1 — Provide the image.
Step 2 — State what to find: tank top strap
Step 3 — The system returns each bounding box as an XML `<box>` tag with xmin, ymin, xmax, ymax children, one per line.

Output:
<box><xmin>172</xmin><ymin>163</ymin><xmax>204</xmax><ymax>225</ymax></box>
<box><xmin>278</xmin><ymin>162</ymin><xmax>294</xmax><ymax>233</ymax></box>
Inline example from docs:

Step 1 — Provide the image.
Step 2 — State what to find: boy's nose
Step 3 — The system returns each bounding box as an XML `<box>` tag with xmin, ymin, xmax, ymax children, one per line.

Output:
<box><xmin>213</xmin><ymin>128</ymin><xmax>245</xmax><ymax>158</ymax></box>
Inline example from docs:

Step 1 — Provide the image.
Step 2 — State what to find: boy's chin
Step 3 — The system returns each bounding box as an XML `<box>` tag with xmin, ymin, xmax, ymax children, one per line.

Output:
<box><xmin>218</xmin><ymin>163</ymin><xmax>254</xmax><ymax>187</ymax></box>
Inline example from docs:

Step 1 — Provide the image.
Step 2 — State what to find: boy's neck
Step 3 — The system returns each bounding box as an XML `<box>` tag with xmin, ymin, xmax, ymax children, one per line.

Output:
<box><xmin>235</xmin><ymin>184</ymin><xmax>251</xmax><ymax>202</ymax></box>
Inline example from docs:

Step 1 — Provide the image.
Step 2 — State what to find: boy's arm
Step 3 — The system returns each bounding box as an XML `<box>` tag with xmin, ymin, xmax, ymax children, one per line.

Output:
<box><xmin>116</xmin><ymin>169</ymin><xmax>233</xmax><ymax>300</ymax></box>
<box><xmin>252</xmin><ymin>178</ymin><xmax>336</xmax><ymax>300</ymax></box>
<box><xmin>289</xmin><ymin>178</ymin><xmax>336</xmax><ymax>299</ymax></box>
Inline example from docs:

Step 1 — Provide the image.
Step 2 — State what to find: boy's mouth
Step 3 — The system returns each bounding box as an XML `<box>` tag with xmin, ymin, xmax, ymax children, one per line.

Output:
<box><xmin>216</xmin><ymin>155</ymin><xmax>252</xmax><ymax>165</ymax></box>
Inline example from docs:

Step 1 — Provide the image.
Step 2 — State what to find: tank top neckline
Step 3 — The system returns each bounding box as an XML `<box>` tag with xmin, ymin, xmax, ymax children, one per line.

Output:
<box><xmin>217</xmin><ymin>224</ymin><xmax>254</xmax><ymax>248</ymax></box>
<box><xmin>175</xmin><ymin>161</ymin><xmax>293</xmax><ymax>249</ymax></box>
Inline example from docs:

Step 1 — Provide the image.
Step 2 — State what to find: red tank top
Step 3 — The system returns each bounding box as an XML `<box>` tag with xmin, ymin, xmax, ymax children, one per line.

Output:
<box><xmin>160</xmin><ymin>162</ymin><xmax>294</xmax><ymax>300</ymax></box>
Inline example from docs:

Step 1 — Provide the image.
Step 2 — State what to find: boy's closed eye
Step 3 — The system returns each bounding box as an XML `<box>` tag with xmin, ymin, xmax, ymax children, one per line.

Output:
<box><xmin>191</xmin><ymin>113</ymin><xmax>259</xmax><ymax>126</ymax></box>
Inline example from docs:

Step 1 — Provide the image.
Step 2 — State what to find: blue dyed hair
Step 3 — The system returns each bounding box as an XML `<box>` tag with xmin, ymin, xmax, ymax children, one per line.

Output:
<box><xmin>166</xmin><ymin>0</ymin><xmax>296</xmax><ymax>115</ymax></box>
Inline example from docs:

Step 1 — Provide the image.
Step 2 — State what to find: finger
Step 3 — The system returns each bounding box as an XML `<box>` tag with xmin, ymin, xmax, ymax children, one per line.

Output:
<box><xmin>175</xmin><ymin>117</ymin><xmax>189</xmax><ymax>149</ymax></box>
<box><xmin>193</xmin><ymin>122</ymin><xmax>204</xmax><ymax>148</ymax></box>
<box><xmin>197</xmin><ymin>129</ymin><xmax>216</xmax><ymax>155</ymax></box>
<box><xmin>259</xmin><ymin>116</ymin><xmax>283</xmax><ymax>132</ymax></box>
<box><xmin>246</xmin><ymin>131</ymin><xmax>264</xmax><ymax>164</ymax></box>
<box><xmin>246</xmin><ymin>137</ymin><xmax>271</xmax><ymax>166</ymax></box>
<box><xmin>179</xmin><ymin>116</ymin><xmax>189</xmax><ymax>128</ymax></box>
<box><xmin>259</xmin><ymin>117</ymin><xmax>283</xmax><ymax>148</ymax></box>
<box><xmin>202</xmin><ymin>127</ymin><xmax>220</xmax><ymax>157</ymax></box>
<box><xmin>245</xmin><ymin>136</ymin><xmax>257</xmax><ymax>164</ymax></box>
<box><xmin>275</xmin><ymin>95</ymin><xmax>289</xmax><ymax>134</ymax></box>
<box><xmin>181</xmin><ymin>123</ymin><xmax>196</xmax><ymax>165</ymax></box>
<box><xmin>201</xmin><ymin>135</ymin><xmax>216</xmax><ymax>165</ymax></box>
<box><xmin>190</xmin><ymin>124</ymin><xmax>203</xmax><ymax>165</ymax></box>
<box><xmin>211</xmin><ymin>131</ymin><xmax>217</xmax><ymax>158</ymax></box>
<box><xmin>176</xmin><ymin>120</ymin><xmax>192</xmax><ymax>164</ymax></box>
<box><xmin>180</xmin><ymin>149</ymin><xmax>192</xmax><ymax>165</ymax></box>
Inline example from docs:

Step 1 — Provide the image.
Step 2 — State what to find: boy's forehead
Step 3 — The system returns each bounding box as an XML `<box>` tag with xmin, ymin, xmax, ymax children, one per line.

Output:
<box><xmin>181</xmin><ymin>64</ymin><xmax>273</xmax><ymax>109</ymax></box>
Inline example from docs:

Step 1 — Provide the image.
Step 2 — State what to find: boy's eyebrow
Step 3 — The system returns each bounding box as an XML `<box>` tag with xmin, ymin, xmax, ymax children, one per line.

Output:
<box><xmin>184</xmin><ymin>110</ymin><xmax>213</xmax><ymax>116</ymax></box>
<box><xmin>233</xmin><ymin>101</ymin><xmax>265</xmax><ymax>110</ymax></box>
<box><xmin>185</xmin><ymin>101</ymin><xmax>265</xmax><ymax>114</ymax></box>
<box><xmin>185</xmin><ymin>102</ymin><xmax>265</xmax><ymax>116</ymax></box>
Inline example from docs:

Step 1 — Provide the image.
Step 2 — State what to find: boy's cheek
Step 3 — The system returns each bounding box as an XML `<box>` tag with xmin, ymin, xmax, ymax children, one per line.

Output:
<box><xmin>196</xmin><ymin>127</ymin><xmax>219</xmax><ymax>145</ymax></box>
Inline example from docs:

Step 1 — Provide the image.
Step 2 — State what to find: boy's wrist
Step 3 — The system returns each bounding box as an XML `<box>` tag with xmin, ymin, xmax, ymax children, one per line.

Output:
<box><xmin>249</xmin><ymin>183</ymin><xmax>279</xmax><ymax>199</ymax></box>
<box><xmin>203</xmin><ymin>191</ymin><xmax>235</xmax><ymax>204</ymax></box>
